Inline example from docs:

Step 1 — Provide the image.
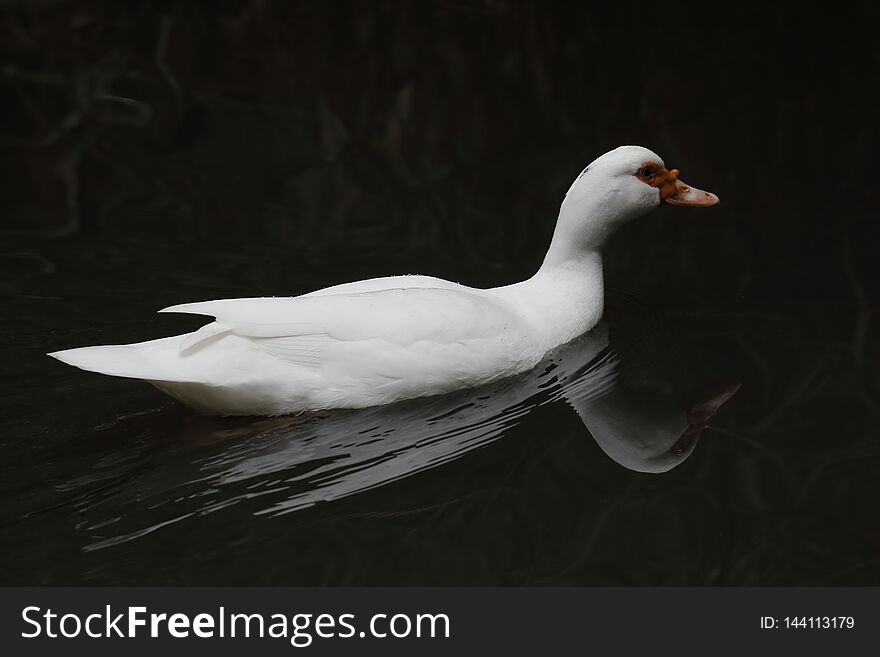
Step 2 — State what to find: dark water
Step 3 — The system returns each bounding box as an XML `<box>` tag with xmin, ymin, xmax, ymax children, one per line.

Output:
<box><xmin>1</xmin><ymin>1</ymin><xmax>878</xmax><ymax>585</ymax></box>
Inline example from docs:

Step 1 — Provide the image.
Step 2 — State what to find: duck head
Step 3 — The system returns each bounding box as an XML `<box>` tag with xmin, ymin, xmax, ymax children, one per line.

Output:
<box><xmin>569</xmin><ymin>381</ymin><xmax>740</xmax><ymax>473</ymax></box>
<box><xmin>548</xmin><ymin>146</ymin><xmax>719</xmax><ymax>258</ymax></box>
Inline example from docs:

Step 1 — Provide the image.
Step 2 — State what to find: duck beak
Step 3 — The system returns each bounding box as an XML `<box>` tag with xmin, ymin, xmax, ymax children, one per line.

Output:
<box><xmin>668</xmin><ymin>382</ymin><xmax>740</xmax><ymax>455</ymax></box>
<box><xmin>685</xmin><ymin>382</ymin><xmax>741</xmax><ymax>427</ymax></box>
<box><xmin>660</xmin><ymin>168</ymin><xmax>720</xmax><ymax>207</ymax></box>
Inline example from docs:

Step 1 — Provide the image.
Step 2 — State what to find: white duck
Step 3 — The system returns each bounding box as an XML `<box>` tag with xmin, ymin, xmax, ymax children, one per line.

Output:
<box><xmin>50</xmin><ymin>145</ymin><xmax>719</xmax><ymax>416</ymax></box>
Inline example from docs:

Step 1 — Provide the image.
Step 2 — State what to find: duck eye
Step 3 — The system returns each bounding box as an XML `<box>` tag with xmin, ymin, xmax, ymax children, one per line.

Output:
<box><xmin>639</xmin><ymin>166</ymin><xmax>656</xmax><ymax>179</ymax></box>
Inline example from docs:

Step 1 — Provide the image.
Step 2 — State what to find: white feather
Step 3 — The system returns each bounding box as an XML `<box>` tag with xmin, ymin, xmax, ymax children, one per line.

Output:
<box><xmin>49</xmin><ymin>146</ymin><xmax>720</xmax><ymax>415</ymax></box>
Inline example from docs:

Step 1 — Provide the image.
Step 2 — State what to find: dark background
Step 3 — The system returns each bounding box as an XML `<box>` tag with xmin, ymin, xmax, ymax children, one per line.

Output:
<box><xmin>3</xmin><ymin>0</ymin><xmax>877</xmax><ymax>298</ymax></box>
<box><xmin>0</xmin><ymin>0</ymin><xmax>878</xmax><ymax>585</ymax></box>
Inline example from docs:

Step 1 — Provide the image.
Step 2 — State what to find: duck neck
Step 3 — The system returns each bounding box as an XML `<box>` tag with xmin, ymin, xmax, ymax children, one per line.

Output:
<box><xmin>544</xmin><ymin>174</ymin><xmax>623</xmax><ymax>262</ymax></box>
<box><xmin>495</xmin><ymin>176</ymin><xmax>634</xmax><ymax>346</ymax></box>
<box><xmin>501</xmin><ymin>249</ymin><xmax>605</xmax><ymax>348</ymax></box>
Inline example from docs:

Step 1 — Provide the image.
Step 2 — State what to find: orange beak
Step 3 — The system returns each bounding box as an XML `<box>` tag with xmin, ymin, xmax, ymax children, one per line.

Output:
<box><xmin>658</xmin><ymin>168</ymin><xmax>719</xmax><ymax>207</ymax></box>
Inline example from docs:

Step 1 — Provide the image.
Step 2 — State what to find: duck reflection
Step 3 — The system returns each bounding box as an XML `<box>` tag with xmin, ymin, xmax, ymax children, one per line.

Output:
<box><xmin>72</xmin><ymin>320</ymin><xmax>737</xmax><ymax>550</ymax></box>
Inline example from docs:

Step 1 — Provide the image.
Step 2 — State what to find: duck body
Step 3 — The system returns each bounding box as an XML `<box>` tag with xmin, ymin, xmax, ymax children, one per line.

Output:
<box><xmin>53</xmin><ymin>268</ymin><xmax>602</xmax><ymax>415</ymax></box>
<box><xmin>50</xmin><ymin>146</ymin><xmax>718</xmax><ymax>416</ymax></box>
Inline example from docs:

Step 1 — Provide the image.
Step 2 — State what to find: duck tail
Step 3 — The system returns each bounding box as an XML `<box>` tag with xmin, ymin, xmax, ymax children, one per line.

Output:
<box><xmin>49</xmin><ymin>331</ymin><xmax>197</xmax><ymax>382</ymax></box>
<box><xmin>48</xmin><ymin>344</ymin><xmax>152</xmax><ymax>379</ymax></box>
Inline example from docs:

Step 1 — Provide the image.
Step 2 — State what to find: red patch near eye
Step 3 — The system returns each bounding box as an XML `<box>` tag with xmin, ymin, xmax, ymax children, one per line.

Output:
<box><xmin>635</xmin><ymin>163</ymin><xmax>681</xmax><ymax>200</ymax></box>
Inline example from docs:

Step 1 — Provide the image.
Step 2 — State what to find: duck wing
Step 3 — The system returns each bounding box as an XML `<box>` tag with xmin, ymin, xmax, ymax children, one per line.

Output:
<box><xmin>160</xmin><ymin>287</ymin><xmax>539</xmax><ymax>380</ymax></box>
